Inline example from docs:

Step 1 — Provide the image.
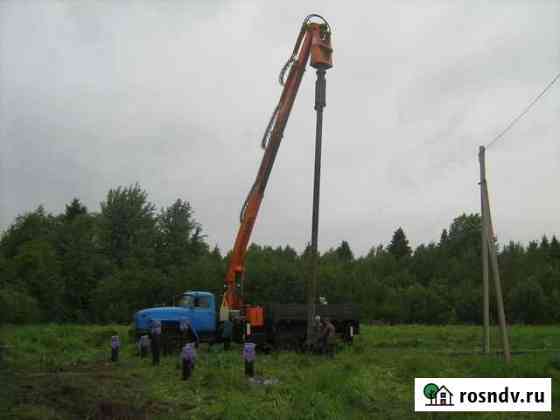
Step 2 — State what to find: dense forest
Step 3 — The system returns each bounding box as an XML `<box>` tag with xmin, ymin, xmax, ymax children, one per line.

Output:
<box><xmin>1</xmin><ymin>183</ymin><xmax>559</xmax><ymax>325</ymax></box>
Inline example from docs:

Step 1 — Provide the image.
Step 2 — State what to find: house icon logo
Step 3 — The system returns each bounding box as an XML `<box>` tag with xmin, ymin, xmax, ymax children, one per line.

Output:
<box><xmin>423</xmin><ymin>383</ymin><xmax>454</xmax><ymax>406</ymax></box>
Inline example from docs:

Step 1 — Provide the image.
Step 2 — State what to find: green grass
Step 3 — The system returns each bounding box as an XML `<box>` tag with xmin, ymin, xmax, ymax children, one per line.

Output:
<box><xmin>1</xmin><ymin>324</ymin><xmax>559</xmax><ymax>419</ymax></box>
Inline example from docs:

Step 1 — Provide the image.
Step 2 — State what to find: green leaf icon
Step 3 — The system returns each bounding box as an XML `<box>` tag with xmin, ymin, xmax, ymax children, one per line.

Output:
<box><xmin>423</xmin><ymin>383</ymin><xmax>439</xmax><ymax>399</ymax></box>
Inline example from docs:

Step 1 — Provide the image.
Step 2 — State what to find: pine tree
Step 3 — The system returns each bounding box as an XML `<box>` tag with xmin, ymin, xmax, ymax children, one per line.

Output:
<box><xmin>439</xmin><ymin>229</ymin><xmax>448</xmax><ymax>245</ymax></box>
<box><xmin>387</xmin><ymin>227</ymin><xmax>411</xmax><ymax>259</ymax></box>
<box><xmin>335</xmin><ymin>240</ymin><xmax>354</xmax><ymax>262</ymax></box>
<box><xmin>540</xmin><ymin>235</ymin><xmax>550</xmax><ymax>252</ymax></box>
<box><xmin>64</xmin><ymin>198</ymin><xmax>87</xmax><ymax>222</ymax></box>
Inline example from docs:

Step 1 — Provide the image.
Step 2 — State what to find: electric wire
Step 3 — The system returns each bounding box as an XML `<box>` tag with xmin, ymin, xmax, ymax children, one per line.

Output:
<box><xmin>486</xmin><ymin>70</ymin><xmax>560</xmax><ymax>149</ymax></box>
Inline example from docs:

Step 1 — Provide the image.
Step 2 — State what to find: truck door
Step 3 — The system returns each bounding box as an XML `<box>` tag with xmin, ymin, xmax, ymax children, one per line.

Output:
<box><xmin>192</xmin><ymin>294</ymin><xmax>216</xmax><ymax>334</ymax></box>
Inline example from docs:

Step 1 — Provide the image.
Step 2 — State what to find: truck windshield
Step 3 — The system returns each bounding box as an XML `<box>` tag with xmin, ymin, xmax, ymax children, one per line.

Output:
<box><xmin>178</xmin><ymin>295</ymin><xmax>194</xmax><ymax>308</ymax></box>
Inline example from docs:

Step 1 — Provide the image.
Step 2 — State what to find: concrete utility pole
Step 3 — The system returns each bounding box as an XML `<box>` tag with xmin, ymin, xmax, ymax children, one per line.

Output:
<box><xmin>306</xmin><ymin>68</ymin><xmax>327</xmax><ymax>345</ymax></box>
<box><xmin>478</xmin><ymin>146</ymin><xmax>490</xmax><ymax>354</ymax></box>
<box><xmin>478</xmin><ymin>146</ymin><xmax>512</xmax><ymax>363</ymax></box>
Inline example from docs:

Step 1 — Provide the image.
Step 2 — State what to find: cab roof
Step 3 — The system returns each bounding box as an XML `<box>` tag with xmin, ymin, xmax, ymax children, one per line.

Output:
<box><xmin>183</xmin><ymin>291</ymin><xmax>214</xmax><ymax>297</ymax></box>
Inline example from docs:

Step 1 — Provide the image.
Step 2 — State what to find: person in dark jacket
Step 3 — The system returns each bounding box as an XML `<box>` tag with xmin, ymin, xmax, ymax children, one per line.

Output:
<box><xmin>181</xmin><ymin>342</ymin><xmax>197</xmax><ymax>380</ymax></box>
<box><xmin>138</xmin><ymin>335</ymin><xmax>150</xmax><ymax>358</ymax></box>
<box><xmin>222</xmin><ymin>319</ymin><xmax>233</xmax><ymax>351</ymax></box>
<box><xmin>180</xmin><ymin>318</ymin><xmax>200</xmax><ymax>349</ymax></box>
<box><xmin>311</xmin><ymin>315</ymin><xmax>322</xmax><ymax>352</ymax></box>
<box><xmin>150</xmin><ymin>319</ymin><xmax>162</xmax><ymax>366</ymax></box>
<box><xmin>243</xmin><ymin>341</ymin><xmax>256</xmax><ymax>377</ymax></box>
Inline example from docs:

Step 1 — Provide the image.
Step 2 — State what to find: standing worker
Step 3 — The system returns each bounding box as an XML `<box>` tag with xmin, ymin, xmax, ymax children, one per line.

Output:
<box><xmin>243</xmin><ymin>341</ymin><xmax>256</xmax><ymax>377</ymax></box>
<box><xmin>138</xmin><ymin>335</ymin><xmax>150</xmax><ymax>358</ymax></box>
<box><xmin>310</xmin><ymin>315</ymin><xmax>322</xmax><ymax>353</ymax></box>
<box><xmin>181</xmin><ymin>342</ymin><xmax>197</xmax><ymax>380</ymax></box>
<box><xmin>150</xmin><ymin>319</ymin><xmax>162</xmax><ymax>366</ymax></box>
<box><xmin>180</xmin><ymin>318</ymin><xmax>200</xmax><ymax>349</ymax></box>
<box><xmin>319</xmin><ymin>318</ymin><xmax>336</xmax><ymax>357</ymax></box>
<box><xmin>222</xmin><ymin>318</ymin><xmax>233</xmax><ymax>351</ymax></box>
<box><xmin>110</xmin><ymin>335</ymin><xmax>120</xmax><ymax>362</ymax></box>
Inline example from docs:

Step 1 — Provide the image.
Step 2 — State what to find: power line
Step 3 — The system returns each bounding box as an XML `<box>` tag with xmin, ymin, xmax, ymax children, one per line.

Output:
<box><xmin>486</xmin><ymin>71</ymin><xmax>560</xmax><ymax>149</ymax></box>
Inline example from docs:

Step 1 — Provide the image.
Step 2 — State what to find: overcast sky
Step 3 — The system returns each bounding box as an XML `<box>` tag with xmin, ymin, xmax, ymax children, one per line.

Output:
<box><xmin>1</xmin><ymin>1</ymin><xmax>559</xmax><ymax>256</ymax></box>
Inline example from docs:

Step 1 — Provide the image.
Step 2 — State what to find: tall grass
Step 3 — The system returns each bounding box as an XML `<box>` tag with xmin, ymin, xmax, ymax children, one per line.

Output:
<box><xmin>1</xmin><ymin>324</ymin><xmax>559</xmax><ymax>419</ymax></box>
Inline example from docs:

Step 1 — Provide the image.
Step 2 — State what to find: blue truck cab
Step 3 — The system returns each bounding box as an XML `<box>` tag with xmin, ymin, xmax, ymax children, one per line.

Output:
<box><xmin>133</xmin><ymin>291</ymin><xmax>217</xmax><ymax>339</ymax></box>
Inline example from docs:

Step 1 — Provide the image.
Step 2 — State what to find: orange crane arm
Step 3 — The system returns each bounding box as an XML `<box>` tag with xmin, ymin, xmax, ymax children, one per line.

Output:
<box><xmin>222</xmin><ymin>16</ymin><xmax>332</xmax><ymax>313</ymax></box>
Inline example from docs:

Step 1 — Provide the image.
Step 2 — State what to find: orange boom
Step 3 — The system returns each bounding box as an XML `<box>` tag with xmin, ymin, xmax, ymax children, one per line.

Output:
<box><xmin>220</xmin><ymin>15</ymin><xmax>332</xmax><ymax>325</ymax></box>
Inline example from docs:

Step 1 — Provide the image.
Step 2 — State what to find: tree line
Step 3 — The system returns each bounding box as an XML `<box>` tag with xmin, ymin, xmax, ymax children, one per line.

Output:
<box><xmin>1</xmin><ymin>183</ymin><xmax>559</xmax><ymax>325</ymax></box>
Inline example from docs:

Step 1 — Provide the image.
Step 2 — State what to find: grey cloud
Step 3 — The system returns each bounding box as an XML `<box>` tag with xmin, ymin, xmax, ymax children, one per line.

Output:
<box><xmin>1</xmin><ymin>1</ymin><xmax>559</xmax><ymax>256</ymax></box>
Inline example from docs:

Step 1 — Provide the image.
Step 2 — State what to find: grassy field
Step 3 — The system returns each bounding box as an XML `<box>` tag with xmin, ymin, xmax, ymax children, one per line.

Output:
<box><xmin>1</xmin><ymin>324</ymin><xmax>559</xmax><ymax>419</ymax></box>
